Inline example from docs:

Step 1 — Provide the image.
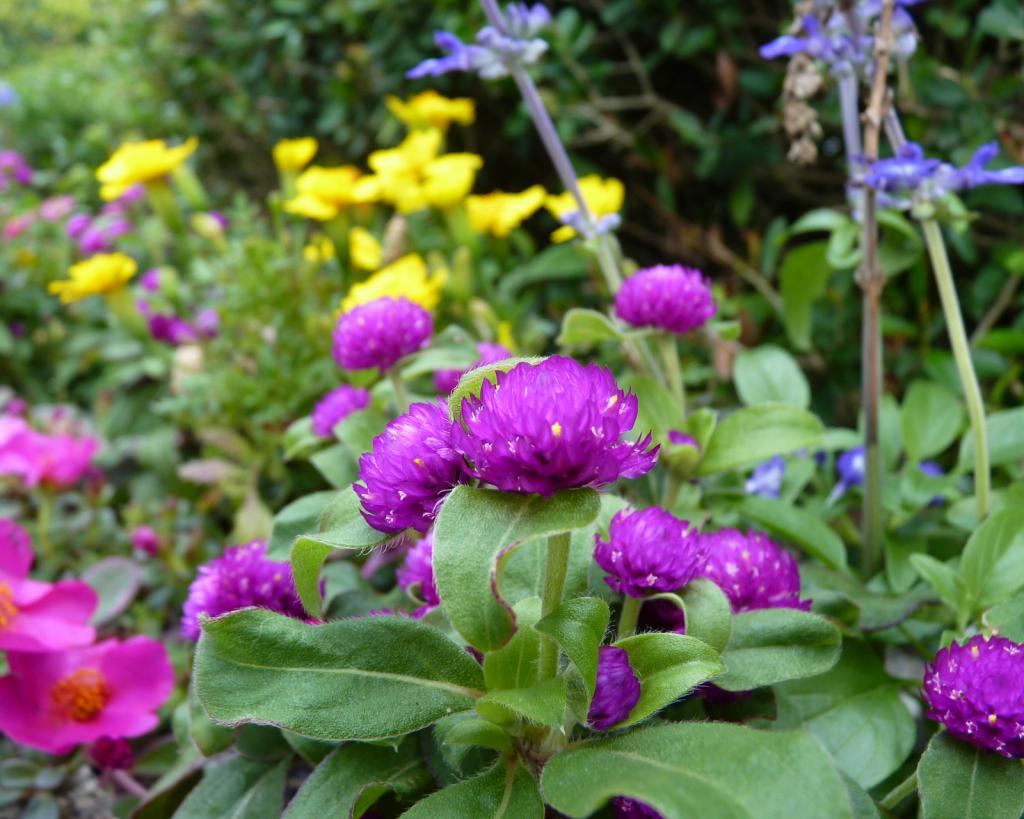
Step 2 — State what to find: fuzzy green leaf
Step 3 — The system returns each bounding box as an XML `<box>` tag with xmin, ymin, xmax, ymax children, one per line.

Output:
<box><xmin>535</xmin><ymin>597</ymin><xmax>610</xmax><ymax>699</ymax></box>
<box><xmin>739</xmin><ymin>495</ymin><xmax>848</xmax><ymax>572</ymax></box>
<box><xmin>402</xmin><ymin>760</ymin><xmax>543</xmax><ymax>819</ymax></box>
<box><xmin>698</xmin><ymin>404</ymin><xmax>823</xmax><ymax>476</ymax></box>
<box><xmin>174</xmin><ymin>756</ymin><xmax>287</xmax><ymax>819</ymax></box>
<box><xmin>918</xmin><ymin>732</ymin><xmax>1024</xmax><ymax>819</ymax></box>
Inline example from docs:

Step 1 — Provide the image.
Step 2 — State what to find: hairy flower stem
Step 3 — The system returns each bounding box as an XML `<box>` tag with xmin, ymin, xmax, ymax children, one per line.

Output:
<box><xmin>658</xmin><ymin>334</ymin><xmax>685</xmax><ymax>411</ymax></box>
<box><xmin>879</xmin><ymin>771</ymin><xmax>918</xmax><ymax>811</ymax></box>
<box><xmin>616</xmin><ymin>596</ymin><xmax>641</xmax><ymax>641</ymax></box>
<box><xmin>921</xmin><ymin>220</ymin><xmax>990</xmax><ymax>518</ymax></box>
<box><xmin>538</xmin><ymin>531</ymin><xmax>571</xmax><ymax>680</ymax></box>
<box><xmin>387</xmin><ymin>368</ymin><xmax>410</xmax><ymax>414</ymax></box>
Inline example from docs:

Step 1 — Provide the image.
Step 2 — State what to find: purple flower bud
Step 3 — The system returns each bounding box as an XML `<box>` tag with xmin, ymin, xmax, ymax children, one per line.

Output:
<box><xmin>311</xmin><ymin>384</ymin><xmax>371</xmax><ymax>438</ymax></box>
<box><xmin>193</xmin><ymin>308</ymin><xmax>220</xmax><ymax>339</ymax></box>
<box><xmin>65</xmin><ymin>213</ymin><xmax>92</xmax><ymax>240</ymax></box>
<box><xmin>588</xmin><ymin>646</ymin><xmax>641</xmax><ymax>730</ymax></box>
<box><xmin>131</xmin><ymin>525</ymin><xmax>161</xmax><ymax>556</ymax></box>
<box><xmin>434</xmin><ymin>341</ymin><xmax>512</xmax><ymax>395</ymax></box>
<box><xmin>89</xmin><ymin>737</ymin><xmax>134</xmax><ymax>771</ymax></box>
<box><xmin>333</xmin><ymin>297</ymin><xmax>433</xmax><ymax>372</ymax></box>
<box><xmin>354</xmin><ymin>401</ymin><xmax>466</xmax><ymax>534</ymax></box>
<box><xmin>667</xmin><ymin>430</ymin><xmax>698</xmax><ymax>448</ymax></box>
<box><xmin>595</xmin><ymin>507</ymin><xmax>707</xmax><ymax>599</ymax></box>
<box><xmin>147</xmin><ymin>313</ymin><xmax>197</xmax><ymax>346</ymax></box>
<box><xmin>180</xmin><ymin>541</ymin><xmax>308</xmax><ymax>640</ymax></box>
<box><xmin>837</xmin><ymin>446</ymin><xmax>865</xmax><ymax>487</ymax></box>
<box><xmin>139</xmin><ymin>268</ymin><xmax>162</xmax><ymax>292</ymax></box>
<box><xmin>745</xmin><ymin>455</ymin><xmax>785</xmax><ymax>499</ymax></box>
<box><xmin>452</xmin><ymin>357</ymin><xmax>658</xmax><ymax>496</ymax></box>
<box><xmin>923</xmin><ymin>634</ymin><xmax>1024</xmax><ymax>758</ymax></box>
<box><xmin>698</xmin><ymin>529</ymin><xmax>810</xmax><ymax>613</ymax></box>
<box><xmin>614</xmin><ymin>265</ymin><xmax>716</xmax><ymax>336</ymax></box>
<box><xmin>637</xmin><ymin>597</ymin><xmax>686</xmax><ymax>634</ymax></box>
<box><xmin>396</xmin><ymin>532</ymin><xmax>440</xmax><ymax>611</ymax></box>
<box><xmin>612</xmin><ymin>798</ymin><xmax>663</xmax><ymax>819</ymax></box>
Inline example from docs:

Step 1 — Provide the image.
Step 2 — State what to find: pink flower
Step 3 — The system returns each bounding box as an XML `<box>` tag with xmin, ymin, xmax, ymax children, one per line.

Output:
<box><xmin>38</xmin><ymin>196</ymin><xmax>76</xmax><ymax>222</ymax></box>
<box><xmin>3</xmin><ymin>212</ymin><xmax>35</xmax><ymax>240</ymax></box>
<box><xmin>0</xmin><ymin>518</ymin><xmax>96</xmax><ymax>653</ymax></box>
<box><xmin>0</xmin><ymin>636</ymin><xmax>174</xmax><ymax>754</ymax></box>
<box><xmin>0</xmin><ymin>416</ymin><xmax>98</xmax><ymax>488</ymax></box>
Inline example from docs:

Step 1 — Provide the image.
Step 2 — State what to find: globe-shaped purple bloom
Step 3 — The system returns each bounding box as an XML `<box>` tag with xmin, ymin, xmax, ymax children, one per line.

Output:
<box><xmin>594</xmin><ymin>507</ymin><xmax>707</xmax><ymax>599</ymax></box>
<box><xmin>433</xmin><ymin>342</ymin><xmax>512</xmax><ymax>395</ymax></box>
<box><xmin>180</xmin><ymin>541</ymin><xmax>307</xmax><ymax>640</ymax></box>
<box><xmin>354</xmin><ymin>401</ymin><xmax>465</xmax><ymax>534</ymax></box>
<box><xmin>614</xmin><ymin>265</ymin><xmax>716</xmax><ymax>336</ymax></box>
<box><xmin>698</xmin><ymin>529</ymin><xmax>810</xmax><ymax>613</ymax></box>
<box><xmin>332</xmin><ymin>297</ymin><xmax>433</xmax><ymax>373</ymax></box>
<box><xmin>923</xmin><ymin>634</ymin><xmax>1024</xmax><ymax>758</ymax></box>
<box><xmin>452</xmin><ymin>356</ymin><xmax>657</xmax><ymax>496</ymax></box>
<box><xmin>612</xmin><ymin>798</ymin><xmax>663</xmax><ymax>819</ymax></box>
<box><xmin>311</xmin><ymin>384</ymin><xmax>371</xmax><ymax>438</ymax></box>
<box><xmin>396</xmin><ymin>532</ymin><xmax>440</xmax><ymax>613</ymax></box>
<box><xmin>588</xmin><ymin>646</ymin><xmax>641</xmax><ymax>730</ymax></box>
<box><xmin>130</xmin><ymin>525</ymin><xmax>161</xmax><ymax>556</ymax></box>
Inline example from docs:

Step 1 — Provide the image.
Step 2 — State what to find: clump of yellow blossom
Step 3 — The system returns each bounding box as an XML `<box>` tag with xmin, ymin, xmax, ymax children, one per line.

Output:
<box><xmin>49</xmin><ymin>253</ymin><xmax>138</xmax><ymax>304</ymax></box>
<box><xmin>467</xmin><ymin>185</ymin><xmax>546</xmax><ymax>237</ymax></box>
<box><xmin>304</xmin><ymin>235</ymin><xmax>335</xmax><ymax>263</ymax></box>
<box><xmin>349</xmin><ymin>227</ymin><xmax>383</xmax><ymax>271</ymax></box>
<box><xmin>273</xmin><ymin>137</ymin><xmax>318</xmax><ymax>173</ymax></box>
<box><xmin>385</xmin><ymin>91</ymin><xmax>475</xmax><ymax>131</ymax></box>
<box><xmin>284</xmin><ymin>165</ymin><xmax>376</xmax><ymax>221</ymax></box>
<box><xmin>340</xmin><ymin>254</ymin><xmax>445</xmax><ymax>313</ymax></box>
<box><xmin>544</xmin><ymin>175</ymin><xmax>624</xmax><ymax>243</ymax></box>
<box><xmin>96</xmin><ymin>138</ymin><xmax>198</xmax><ymax>201</ymax></box>
<box><xmin>358</xmin><ymin>129</ymin><xmax>482</xmax><ymax>214</ymax></box>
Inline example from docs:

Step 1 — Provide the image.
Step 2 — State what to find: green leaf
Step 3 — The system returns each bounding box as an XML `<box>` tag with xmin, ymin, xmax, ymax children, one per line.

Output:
<box><xmin>910</xmin><ymin>554</ymin><xmax>965</xmax><ymax>614</ymax></box>
<box><xmin>174</xmin><ymin>756</ymin><xmax>288</xmax><ymax>819</ymax></box>
<box><xmin>959</xmin><ymin>507</ymin><xmax>1024</xmax><ymax>613</ymax></box>
<box><xmin>196</xmin><ymin>610</ymin><xmax>483</xmax><ymax>741</ymax></box>
<box><xmin>774</xmin><ymin>642</ymin><xmax>915</xmax><ymax>788</ymax></box>
<box><xmin>613</xmin><ymin>633</ymin><xmax>724</xmax><ymax>726</ymax></box>
<box><xmin>739</xmin><ymin>495</ymin><xmax>848</xmax><ymax>572</ymax></box>
<box><xmin>291</xmin><ymin>540</ymin><xmax>332</xmax><ymax>618</ymax></box>
<box><xmin>484</xmin><ymin>598</ymin><xmax>542</xmax><ymax>691</ymax></box>
<box><xmin>433</xmin><ymin>485</ymin><xmax>601</xmax><ymax>651</ymax></box>
<box><xmin>733</xmin><ymin>346</ymin><xmax>810</xmax><ymax>409</ymax></box>
<box><xmin>267</xmin><ymin>491</ymin><xmax>335</xmax><ymax>559</ymax></box>
<box><xmin>283</xmin><ymin>740</ymin><xmax>427</xmax><ymax>818</ymax></box>
<box><xmin>698</xmin><ymin>404</ymin><xmax>823</xmax><ymax>476</ymax></box>
<box><xmin>679</xmin><ymin>579</ymin><xmax>733</xmax><ymax>653</ymax></box>
<box><xmin>790</xmin><ymin>208</ymin><xmax>852</xmax><ymax>235</ymax></box>
<box><xmin>535</xmin><ymin>597</ymin><xmax>610</xmax><ymax>699</ymax></box>
<box><xmin>625</xmin><ymin>375</ymin><xmax>686</xmax><ymax>440</ymax></box>
<box><xmin>497</xmin><ymin>243</ymin><xmax>591</xmax><ymax>299</ymax></box>
<box><xmin>477</xmin><ymin>677</ymin><xmax>567</xmax><ymax>727</ymax></box>
<box><xmin>81</xmin><ymin>557</ymin><xmax>141</xmax><ymax>626</ymax></box>
<box><xmin>715</xmin><ymin>608</ymin><xmax>841</xmax><ymax>691</ymax></box>
<box><xmin>309</xmin><ymin>443</ymin><xmax>358</xmax><ymax>489</ymax></box>
<box><xmin>900</xmin><ymin>381</ymin><xmax>964</xmax><ymax>461</ymax></box>
<box><xmin>918</xmin><ymin>732</ymin><xmax>1024</xmax><ymax>819</ymax></box>
<box><xmin>448</xmin><ymin>357</ymin><xmax>544</xmax><ymax>424</ymax></box>
<box><xmin>435</xmin><ymin>713</ymin><xmax>514</xmax><ymax>754</ymax></box>
<box><xmin>557</xmin><ymin>308</ymin><xmax>628</xmax><ymax>350</ymax></box>
<box><xmin>188</xmin><ymin>682</ymin><xmax>234</xmax><ymax>757</ymax></box>
<box><xmin>541</xmin><ymin>722</ymin><xmax>853</xmax><ymax>819</ymax></box>
<box><xmin>402</xmin><ymin>759</ymin><xmax>544</xmax><ymax>819</ymax></box>
<box><xmin>960</xmin><ymin>408</ymin><xmax>1024</xmax><ymax>469</ymax></box>
<box><xmin>983</xmin><ymin>593</ymin><xmax>1024</xmax><ymax>641</ymax></box>
<box><xmin>779</xmin><ymin>241</ymin><xmax>831</xmax><ymax>351</ymax></box>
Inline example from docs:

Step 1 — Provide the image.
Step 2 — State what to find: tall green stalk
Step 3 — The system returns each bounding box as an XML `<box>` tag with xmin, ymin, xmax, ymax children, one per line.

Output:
<box><xmin>921</xmin><ymin>219</ymin><xmax>990</xmax><ymax>519</ymax></box>
<box><xmin>537</xmin><ymin>532</ymin><xmax>571</xmax><ymax>680</ymax></box>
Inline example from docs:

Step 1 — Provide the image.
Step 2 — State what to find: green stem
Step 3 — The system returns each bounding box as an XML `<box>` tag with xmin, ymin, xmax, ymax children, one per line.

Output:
<box><xmin>658</xmin><ymin>334</ymin><xmax>685</xmax><ymax>411</ymax></box>
<box><xmin>145</xmin><ymin>180</ymin><xmax>184</xmax><ymax>235</ymax></box>
<box><xmin>616</xmin><ymin>596</ymin><xmax>642</xmax><ymax>641</ymax></box>
<box><xmin>538</xmin><ymin>532</ymin><xmax>572</xmax><ymax>680</ymax></box>
<box><xmin>921</xmin><ymin>220</ymin><xmax>990</xmax><ymax>520</ymax></box>
<box><xmin>662</xmin><ymin>475</ymin><xmax>681</xmax><ymax>511</ymax></box>
<box><xmin>387</xmin><ymin>368</ymin><xmax>409</xmax><ymax>414</ymax></box>
<box><xmin>879</xmin><ymin>770</ymin><xmax>918</xmax><ymax>811</ymax></box>
<box><xmin>36</xmin><ymin>493</ymin><xmax>52</xmax><ymax>565</ymax></box>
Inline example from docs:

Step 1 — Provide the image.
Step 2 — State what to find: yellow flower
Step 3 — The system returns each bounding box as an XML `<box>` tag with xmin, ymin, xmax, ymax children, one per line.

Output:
<box><xmin>349</xmin><ymin>227</ymin><xmax>383</xmax><ymax>271</ymax></box>
<box><xmin>365</xmin><ymin>129</ymin><xmax>482</xmax><ymax>213</ymax></box>
<box><xmin>340</xmin><ymin>254</ymin><xmax>445</xmax><ymax>313</ymax></box>
<box><xmin>467</xmin><ymin>185</ymin><xmax>546</xmax><ymax>237</ymax></box>
<box><xmin>49</xmin><ymin>253</ymin><xmax>137</xmax><ymax>304</ymax></box>
<box><xmin>96</xmin><ymin>138</ymin><xmax>198</xmax><ymax>201</ymax></box>
<box><xmin>284</xmin><ymin>165</ymin><xmax>376</xmax><ymax>221</ymax></box>
<box><xmin>545</xmin><ymin>175</ymin><xmax>624</xmax><ymax>242</ymax></box>
<box><xmin>385</xmin><ymin>91</ymin><xmax>476</xmax><ymax>131</ymax></box>
<box><xmin>304</xmin><ymin>235</ymin><xmax>335</xmax><ymax>263</ymax></box>
<box><xmin>273</xmin><ymin>137</ymin><xmax>318</xmax><ymax>173</ymax></box>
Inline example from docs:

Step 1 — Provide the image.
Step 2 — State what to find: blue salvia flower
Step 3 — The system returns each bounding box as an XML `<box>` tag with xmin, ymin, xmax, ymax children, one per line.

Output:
<box><xmin>827</xmin><ymin>446</ymin><xmax>864</xmax><ymax>505</ymax></box>
<box><xmin>745</xmin><ymin>455</ymin><xmax>786</xmax><ymax>499</ymax></box>
<box><xmin>408</xmin><ymin>2</ymin><xmax>551</xmax><ymax>81</ymax></box>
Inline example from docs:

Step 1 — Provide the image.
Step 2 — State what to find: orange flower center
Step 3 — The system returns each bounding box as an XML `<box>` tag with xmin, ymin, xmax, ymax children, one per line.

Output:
<box><xmin>50</xmin><ymin>668</ymin><xmax>111</xmax><ymax>722</ymax></box>
<box><xmin>0</xmin><ymin>582</ymin><xmax>18</xmax><ymax>628</ymax></box>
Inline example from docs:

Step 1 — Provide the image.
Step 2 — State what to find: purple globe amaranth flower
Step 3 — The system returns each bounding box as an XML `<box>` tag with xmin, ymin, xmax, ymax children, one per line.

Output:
<box><xmin>614</xmin><ymin>265</ymin><xmax>716</xmax><ymax>336</ymax></box>
<box><xmin>130</xmin><ymin>525</ymin><xmax>161</xmax><ymax>556</ymax></box>
<box><xmin>65</xmin><ymin>213</ymin><xmax>92</xmax><ymax>240</ymax></box>
<box><xmin>333</xmin><ymin>297</ymin><xmax>433</xmax><ymax>373</ymax></box>
<box><xmin>588</xmin><ymin>646</ymin><xmax>641</xmax><ymax>730</ymax></box>
<box><xmin>180</xmin><ymin>541</ymin><xmax>308</xmax><ymax>640</ymax></box>
<box><xmin>0</xmin><ymin>150</ymin><xmax>31</xmax><ymax>187</ymax></box>
<box><xmin>396</xmin><ymin>532</ymin><xmax>440</xmax><ymax>613</ymax></box>
<box><xmin>434</xmin><ymin>341</ymin><xmax>512</xmax><ymax>395</ymax></box>
<box><xmin>698</xmin><ymin>529</ymin><xmax>811</xmax><ymax>613</ymax></box>
<box><xmin>139</xmin><ymin>268</ymin><xmax>161</xmax><ymax>292</ymax></box>
<box><xmin>194</xmin><ymin>308</ymin><xmax>219</xmax><ymax>339</ymax></box>
<box><xmin>923</xmin><ymin>634</ymin><xmax>1024</xmax><ymax>759</ymax></box>
<box><xmin>354</xmin><ymin>401</ymin><xmax>466</xmax><ymax>534</ymax></box>
<box><xmin>138</xmin><ymin>301</ymin><xmax>196</xmax><ymax>346</ymax></box>
<box><xmin>452</xmin><ymin>356</ymin><xmax>657</xmax><ymax>496</ymax></box>
<box><xmin>595</xmin><ymin>507</ymin><xmax>707</xmax><ymax>599</ymax></box>
<box><xmin>78</xmin><ymin>217</ymin><xmax>133</xmax><ymax>256</ymax></box>
<box><xmin>745</xmin><ymin>455</ymin><xmax>785</xmax><ymax>499</ymax></box>
<box><xmin>311</xmin><ymin>384</ymin><xmax>371</xmax><ymax>438</ymax></box>
<box><xmin>612</xmin><ymin>798</ymin><xmax>663</xmax><ymax>819</ymax></box>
